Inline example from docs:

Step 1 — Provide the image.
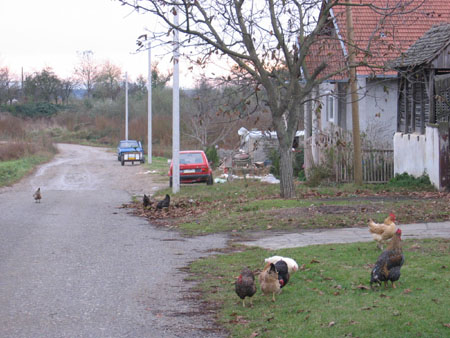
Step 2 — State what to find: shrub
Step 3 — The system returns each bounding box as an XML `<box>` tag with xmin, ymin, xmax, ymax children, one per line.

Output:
<box><xmin>205</xmin><ymin>145</ymin><xmax>219</xmax><ymax>168</ymax></box>
<box><xmin>293</xmin><ymin>150</ymin><xmax>304</xmax><ymax>178</ymax></box>
<box><xmin>305</xmin><ymin>164</ymin><xmax>333</xmax><ymax>187</ymax></box>
<box><xmin>387</xmin><ymin>172</ymin><xmax>434</xmax><ymax>189</ymax></box>
<box><xmin>269</xmin><ymin>149</ymin><xmax>305</xmax><ymax>180</ymax></box>
<box><xmin>2</xmin><ymin>102</ymin><xmax>59</xmax><ymax>118</ymax></box>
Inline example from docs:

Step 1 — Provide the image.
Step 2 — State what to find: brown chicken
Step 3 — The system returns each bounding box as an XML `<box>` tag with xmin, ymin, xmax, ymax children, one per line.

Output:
<box><xmin>235</xmin><ymin>267</ymin><xmax>257</xmax><ymax>307</ymax></box>
<box><xmin>370</xmin><ymin>228</ymin><xmax>404</xmax><ymax>289</ymax></box>
<box><xmin>33</xmin><ymin>187</ymin><xmax>41</xmax><ymax>203</ymax></box>
<box><xmin>258</xmin><ymin>263</ymin><xmax>281</xmax><ymax>302</ymax></box>
<box><xmin>368</xmin><ymin>213</ymin><xmax>396</xmax><ymax>250</ymax></box>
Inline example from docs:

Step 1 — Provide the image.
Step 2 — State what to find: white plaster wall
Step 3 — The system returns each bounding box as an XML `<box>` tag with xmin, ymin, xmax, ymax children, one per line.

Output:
<box><xmin>425</xmin><ymin>126</ymin><xmax>440</xmax><ymax>189</ymax></box>
<box><xmin>361</xmin><ymin>78</ymin><xmax>398</xmax><ymax>147</ymax></box>
<box><xmin>393</xmin><ymin>126</ymin><xmax>441</xmax><ymax>189</ymax></box>
<box><xmin>394</xmin><ymin>132</ymin><xmax>427</xmax><ymax>176</ymax></box>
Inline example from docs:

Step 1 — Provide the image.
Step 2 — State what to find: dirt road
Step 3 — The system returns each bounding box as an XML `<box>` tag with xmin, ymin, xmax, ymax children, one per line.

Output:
<box><xmin>0</xmin><ymin>144</ymin><xmax>228</xmax><ymax>338</ymax></box>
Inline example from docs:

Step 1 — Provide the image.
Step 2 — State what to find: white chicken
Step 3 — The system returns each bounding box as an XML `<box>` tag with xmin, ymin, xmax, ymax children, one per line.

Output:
<box><xmin>264</xmin><ymin>256</ymin><xmax>298</xmax><ymax>274</ymax></box>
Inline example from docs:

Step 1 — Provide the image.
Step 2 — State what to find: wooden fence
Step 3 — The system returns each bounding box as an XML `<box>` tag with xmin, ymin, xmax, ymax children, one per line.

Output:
<box><xmin>306</xmin><ymin>127</ymin><xmax>394</xmax><ymax>183</ymax></box>
<box><xmin>336</xmin><ymin>149</ymin><xmax>394</xmax><ymax>183</ymax></box>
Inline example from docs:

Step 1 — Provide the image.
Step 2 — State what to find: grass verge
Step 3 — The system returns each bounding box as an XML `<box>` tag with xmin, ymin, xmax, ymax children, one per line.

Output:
<box><xmin>0</xmin><ymin>153</ymin><xmax>53</xmax><ymax>187</ymax></box>
<box><xmin>138</xmin><ymin>179</ymin><xmax>450</xmax><ymax>235</ymax></box>
<box><xmin>188</xmin><ymin>239</ymin><xmax>450</xmax><ymax>337</ymax></box>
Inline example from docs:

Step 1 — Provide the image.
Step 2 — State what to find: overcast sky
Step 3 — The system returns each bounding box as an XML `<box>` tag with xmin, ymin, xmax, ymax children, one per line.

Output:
<box><xmin>0</xmin><ymin>0</ymin><xmax>208</xmax><ymax>87</ymax></box>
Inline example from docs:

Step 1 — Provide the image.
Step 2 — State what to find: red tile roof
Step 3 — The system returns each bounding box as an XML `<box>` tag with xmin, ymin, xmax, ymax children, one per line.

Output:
<box><xmin>307</xmin><ymin>0</ymin><xmax>450</xmax><ymax>79</ymax></box>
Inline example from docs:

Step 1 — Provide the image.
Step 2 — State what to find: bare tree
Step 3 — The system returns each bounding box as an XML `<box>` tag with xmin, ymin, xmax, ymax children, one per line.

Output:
<box><xmin>59</xmin><ymin>78</ymin><xmax>75</xmax><ymax>105</ymax></box>
<box><xmin>93</xmin><ymin>61</ymin><xmax>122</xmax><ymax>101</ymax></box>
<box><xmin>74</xmin><ymin>50</ymin><xmax>98</xmax><ymax>99</ymax></box>
<box><xmin>0</xmin><ymin>67</ymin><xmax>19</xmax><ymax>105</ymax></box>
<box><xmin>183</xmin><ymin>79</ymin><xmax>241</xmax><ymax>147</ymax></box>
<box><xmin>117</xmin><ymin>0</ymin><xmax>421</xmax><ymax>197</ymax></box>
<box><xmin>117</xmin><ymin>1</ymin><xmax>330</xmax><ymax>197</ymax></box>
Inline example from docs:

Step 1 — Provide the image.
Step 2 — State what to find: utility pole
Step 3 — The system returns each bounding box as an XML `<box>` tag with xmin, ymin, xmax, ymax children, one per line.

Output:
<box><xmin>147</xmin><ymin>41</ymin><xmax>152</xmax><ymax>164</ymax></box>
<box><xmin>125</xmin><ymin>72</ymin><xmax>129</xmax><ymax>140</ymax></box>
<box><xmin>345</xmin><ymin>0</ymin><xmax>363</xmax><ymax>185</ymax></box>
<box><xmin>172</xmin><ymin>8</ymin><xmax>180</xmax><ymax>193</ymax></box>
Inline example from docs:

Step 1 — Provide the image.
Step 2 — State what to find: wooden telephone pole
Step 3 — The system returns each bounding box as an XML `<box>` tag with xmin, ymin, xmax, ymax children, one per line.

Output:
<box><xmin>345</xmin><ymin>0</ymin><xmax>363</xmax><ymax>185</ymax></box>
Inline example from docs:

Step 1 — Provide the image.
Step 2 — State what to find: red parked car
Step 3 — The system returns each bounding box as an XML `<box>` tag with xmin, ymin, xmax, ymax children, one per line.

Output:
<box><xmin>169</xmin><ymin>150</ymin><xmax>214</xmax><ymax>186</ymax></box>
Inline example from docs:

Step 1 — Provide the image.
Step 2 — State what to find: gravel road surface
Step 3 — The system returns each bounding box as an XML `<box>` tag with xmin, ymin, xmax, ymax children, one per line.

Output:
<box><xmin>0</xmin><ymin>144</ymin><xmax>228</xmax><ymax>338</ymax></box>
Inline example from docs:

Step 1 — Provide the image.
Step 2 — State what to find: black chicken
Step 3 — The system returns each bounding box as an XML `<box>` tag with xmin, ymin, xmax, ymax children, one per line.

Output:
<box><xmin>275</xmin><ymin>260</ymin><xmax>290</xmax><ymax>288</ymax></box>
<box><xmin>156</xmin><ymin>194</ymin><xmax>170</xmax><ymax>209</ymax></box>
<box><xmin>370</xmin><ymin>228</ymin><xmax>404</xmax><ymax>289</ymax></box>
<box><xmin>235</xmin><ymin>267</ymin><xmax>257</xmax><ymax>307</ymax></box>
<box><xmin>143</xmin><ymin>194</ymin><xmax>152</xmax><ymax>208</ymax></box>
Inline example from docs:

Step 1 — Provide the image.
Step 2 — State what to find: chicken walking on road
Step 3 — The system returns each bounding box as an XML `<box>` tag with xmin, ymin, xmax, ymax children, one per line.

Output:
<box><xmin>33</xmin><ymin>188</ymin><xmax>41</xmax><ymax>203</ymax></box>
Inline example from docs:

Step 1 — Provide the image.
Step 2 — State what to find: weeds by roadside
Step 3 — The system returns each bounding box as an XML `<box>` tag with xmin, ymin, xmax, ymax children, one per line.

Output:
<box><xmin>0</xmin><ymin>113</ymin><xmax>57</xmax><ymax>187</ymax></box>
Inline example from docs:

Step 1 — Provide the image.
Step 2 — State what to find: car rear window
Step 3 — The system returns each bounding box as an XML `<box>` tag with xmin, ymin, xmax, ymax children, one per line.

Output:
<box><xmin>180</xmin><ymin>153</ymin><xmax>204</xmax><ymax>164</ymax></box>
<box><xmin>120</xmin><ymin>141</ymin><xmax>139</xmax><ymax>148</ymax></box>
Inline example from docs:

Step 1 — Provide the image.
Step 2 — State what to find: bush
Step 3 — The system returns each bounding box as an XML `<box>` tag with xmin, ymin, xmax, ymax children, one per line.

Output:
<box><xmin>293</xmin><ymin>150</ymin><xmax>304</xmax><ymax>178</ymax></box>
<box><xmin>2</xmin><ymin>102</ymin><xmax>60</xmax><ymax>118</ymax></box>
<box><xmin>269</xmin><ymin>149</ymin><xmax>305</xmax><ymax>180</ymax></box>
<box><xmin>387</xmin><ymin>172</ymin><xmax>434</xmax><ymax>189</ymax></box>
<box><xmin>205</xmin><ymin>145</ymin><xmax>219</xmax><ymax>168</ymax></box>
<box><xmin>305</xmin><ymin>164</ymin><xmax>333</xmax><ymax>187</ymax></box>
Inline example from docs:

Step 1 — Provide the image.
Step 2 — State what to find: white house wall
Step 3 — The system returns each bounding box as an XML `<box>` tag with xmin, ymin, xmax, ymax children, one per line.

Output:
<box><xmin>360</xmin><ymin>78</ymin><xmax>398</xmax><ymax>147</ymax></box>
<box><xmin>393</xmin><ymin>126</ymin><xmax>440</xmax><ymax>189</ymax></box>
<box><xmin>319</xmin><ymin>77</ymin><xmax>398</xmax><ymax>147</ymax></box>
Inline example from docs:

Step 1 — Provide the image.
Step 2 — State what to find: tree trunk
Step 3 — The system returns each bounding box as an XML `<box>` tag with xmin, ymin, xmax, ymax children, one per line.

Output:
<box><xmin>346</xmin><ymin>0</ymin><xmax>363</xmax><ymax>185</ymax></box>
<box><xmin>279</xmin><ymin>141</ymin><xmax>295</xmax><ymax>198</ymax></box>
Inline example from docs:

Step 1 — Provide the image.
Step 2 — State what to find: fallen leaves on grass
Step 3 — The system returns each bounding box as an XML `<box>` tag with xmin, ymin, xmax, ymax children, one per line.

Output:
<box><xmin>122</xmin><ymin>198</ymin><xmax>209</xmax><ymax>226</ymax></box>
<box><xmin>229</xmin><ymin>314</ymin><xmax>250</xmax><ymax>325</ymax></box>
<box><xmin>356</xmin><ymin>284</ymin><xmax>370</xmax><ymax>290</ymax></box>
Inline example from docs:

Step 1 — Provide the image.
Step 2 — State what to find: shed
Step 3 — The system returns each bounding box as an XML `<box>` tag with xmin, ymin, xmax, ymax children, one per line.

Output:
<box><xmin>238</xmin><ymin>127</ymin><xmax>304</xmax><ymax>163</ymax></box>
<box><xmin>392</xmin><ymin>23</ymin><xmax>450</xmax><ymax>134</ymax></box>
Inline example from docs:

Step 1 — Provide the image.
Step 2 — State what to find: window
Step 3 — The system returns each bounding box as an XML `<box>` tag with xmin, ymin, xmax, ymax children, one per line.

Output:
<box><xmin>326</xmin><ymin>94</ymin><xmax>335</xmax><ymax>123</ymax></box>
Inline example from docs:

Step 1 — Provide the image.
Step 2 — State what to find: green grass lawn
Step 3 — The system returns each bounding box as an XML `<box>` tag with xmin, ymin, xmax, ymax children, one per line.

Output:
<box><xmin>0</xmin><ymin>154</ymin><xmax>53</xmax><ymax>187</ymax></box>
<box><xmin>146</xmin><ymin>179</ymin><xmax>450</xmax><ymax>235</ymax></box>
<box><xmin>189</xmin><ymin>239</ymin><xmax>450</xmax><ymax>337</ymax></box>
